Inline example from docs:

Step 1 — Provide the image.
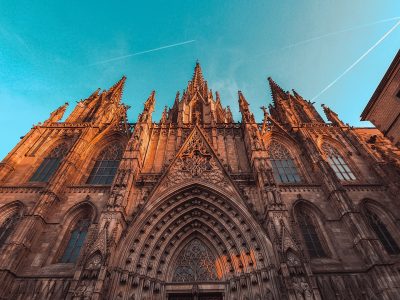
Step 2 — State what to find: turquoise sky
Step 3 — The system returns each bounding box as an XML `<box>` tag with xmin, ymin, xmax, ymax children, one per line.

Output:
<box><xmin>1</xmin><ymin>0</ymin><xmax>400</xmax><ymax>159</ymax></box>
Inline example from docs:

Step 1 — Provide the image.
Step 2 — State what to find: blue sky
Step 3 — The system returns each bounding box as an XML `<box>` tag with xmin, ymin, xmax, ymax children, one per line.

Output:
<box><xmin>1</xmin><ymin>0</ymin><xmax>399</xmax><ymax>159</ymax></box>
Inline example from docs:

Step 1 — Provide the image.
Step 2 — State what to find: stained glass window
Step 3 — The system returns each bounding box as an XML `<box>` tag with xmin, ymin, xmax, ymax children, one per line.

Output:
<box><xmin>59</xmin><ymin>218</ymin><xmax>90</xmax><ymax>263</ymax></box>
<box><xmin>0</xmin><ymin>212</ymin><xmax>21</xmax><ymax>248</ymax></box>
<box><xmin>366</xmin><ymin>208</ymin><xmax>400</xmax><ymax>255</ymax></box>
<box><xmin>297</xmin><ymin>211</ymin><xmax>327</xmax><ymax>258</ymax></box>
<box><xmin>30</xmin><ymin>143</ymin><xmax>69</xmax><ymax>182</ymax></box>
<box><xmin>322</xmin><ymin>143</ymin><xmax>356</xmax><ymax>181</ymax></box>
<box><xmin>87</xmin><ymin>144</ymin><xmax>123</xmax><ymax>185</ymax></box>
<box><xmin>172</xmin><ymin>239</ymin><xmax>217</xmax><ymax>282</ymax></box>
<box><xmin>268</xmin><ymin>142</ymin><xmax>301</xmax><ymax>183</ymax></box>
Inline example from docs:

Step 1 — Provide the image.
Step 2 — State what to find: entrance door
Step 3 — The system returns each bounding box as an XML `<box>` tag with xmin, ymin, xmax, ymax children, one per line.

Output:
<box><xmin>168</xmin><ymin>293</ymin><xmax>223</xmax><ymax>300</ymax></box>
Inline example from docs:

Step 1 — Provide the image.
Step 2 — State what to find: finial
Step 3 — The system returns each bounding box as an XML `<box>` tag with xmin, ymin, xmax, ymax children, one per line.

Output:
<box><xmin>260</xmin><ymin>105</ymin><xmax>269</xmax><ymax>117</ymax></box>
<box><xmin>160</xmin><ymin>105</ymin><xmax>168</xmax><ymax>124</ymax></box>
<box><xmin>45</xmin><ymin>102</ymin><xmax>69</xmax><ymax>124</ymax></box>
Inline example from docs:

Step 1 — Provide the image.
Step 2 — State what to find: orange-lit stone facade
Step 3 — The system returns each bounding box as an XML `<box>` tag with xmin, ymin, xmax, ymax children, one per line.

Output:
<box><xmin>1</xmin><ymin>63</ymin><xmax>400</xmax><ymax>300</ymax></box>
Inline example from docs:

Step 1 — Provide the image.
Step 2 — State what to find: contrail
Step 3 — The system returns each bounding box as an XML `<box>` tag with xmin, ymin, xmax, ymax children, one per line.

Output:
<box><xmin>90</xmin><ymin>40</ymin><xmax>196</xmax><ymax>66</ymax></box>
<box><xmin>281</xmin><ymin>16</ymin><xmax>400</xmax><ymax>51</ymax></box>
<box><xmin>311</xmin><ymin>19</ymin><xmax>400</xmax><ymax>101</ymax></box>
<box><xmin>253</xmin><ymin>16</ymin><xmax>400</xmax><ymax>59</ymax></box>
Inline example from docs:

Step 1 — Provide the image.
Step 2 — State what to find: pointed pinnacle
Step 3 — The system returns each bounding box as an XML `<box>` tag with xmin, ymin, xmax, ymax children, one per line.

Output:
<box><xmin>192</xmin><ymin>60</ymin><xmax>204</xmax><ymax>85</ymax></box>
<box><xmin>91</xmin><ymin>88</ymin><xmax>101</xmax><ymax>98</ymax></box>
<box><xmin>110</xmin><ymin>76</ymin><xmax>126</xmax><ymax>91</ymax></box>
<box><xmin>108</xmin><ymin>76</ymin><xmax>127</xmax><ymax>101</ymax></box>
<box><xmin>321</xmin><ymin>103</ymin><xmax>332</xmax><ymax>115</ymax></box>
<box><xmin>238</xmin><ymin>90</ymin><xmax>249</xmax><ymax>105</ymax></box>
<box><xmin>292</xmin><ymin>89</ymin><xmax>303</xmax><ymax>99</ymax></box>
<box><xmin>149</xmin><ymin>90</ymin><xmax>156</xmax><ymax>101</ymax></box>
<box><xmin>174</xmin><ymin>91</ymin><xmax>180</xmax><ymax>103</ymax></box>
<box><xmin>268</xmin><ymin>77</ymin><xmax>287</xmax><ymax>101</ymax></box>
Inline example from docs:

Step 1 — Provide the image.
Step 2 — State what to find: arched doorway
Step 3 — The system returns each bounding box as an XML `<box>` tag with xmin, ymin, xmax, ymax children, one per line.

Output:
<box><xmin>166</xmin><ymin>237</ymin><xmax>224</xmax><ymax>299</ymax></box>
<box><xmin>108</xmin><ymin>184</ymin><xmax>279</xmax><ymax>299</ymax></box>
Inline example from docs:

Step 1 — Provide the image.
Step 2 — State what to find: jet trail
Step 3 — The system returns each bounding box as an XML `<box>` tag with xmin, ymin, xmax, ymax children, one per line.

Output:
<box><xmin>90</xmin><ymin>40</ymin><xmax>196</xmax><ymax>66</ymax></box>
<box><xmin>281</xmin><ymin>16</ymin><xmax>400</xmax><ymax>50</ymax></box>
<box><xmin>253</xmin><ymin>16</ymin><xmax>400</xmax><ymax>59</ymax></box>
<box><xmin>311</xmin><ymin>19</ymin><xmax>400</xmax><ymax>101</ymax></box>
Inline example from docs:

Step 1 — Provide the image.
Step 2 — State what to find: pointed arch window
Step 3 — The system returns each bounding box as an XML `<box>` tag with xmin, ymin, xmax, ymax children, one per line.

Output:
<box><xmin>365</xmin><ymin>208</ymin><xmax>400</xmax><ymax>255</ymax></box>
<box><xmin>268</xmin><ymin>142</ymin><xmax>301</xmax><ymax>183</ymax></box>
<box><xmin>30</xmin><ymin>143</ymin><xmax>69</xmax><ymax>182</ymax></box>
<box><xmin>322</xmin><ymin>143</ymin><xmax>356</xmax><ymax>181</ymax></box>
<box><xmin>0</xmin><ymin>212</ymin><xmax>21</xmax><ymax>248</ymax></box>
<box><xmin>59</xmin><ymin>218</ymin><xmax>90</xmax><ymax>263</ymax></box>
<box><xmin>172</xmin><ymin>239</ymin><xmax>218</xmax><ymax>282</ymax></box>
<box><xmin>87</xmin><ymin>144</ymin><xmax>123</xmax><ymax>185</ymax></box>
<box><xmin>297</xmin><ymin>210</ymin><xmax>327</xmax><ymax>258</ymax></box>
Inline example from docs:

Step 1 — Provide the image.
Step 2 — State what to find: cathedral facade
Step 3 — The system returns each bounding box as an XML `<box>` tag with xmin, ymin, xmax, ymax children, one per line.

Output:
<box><xmin>0</xmin><ymin>63</ymin><xmax>400</xmax><ymax>300</ymax></box>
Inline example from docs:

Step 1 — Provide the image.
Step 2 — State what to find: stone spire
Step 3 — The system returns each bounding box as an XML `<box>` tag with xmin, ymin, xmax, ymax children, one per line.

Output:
<box><xmin>138</xmin><ymin>91</ymin><xmax>156</xmax><ymax>123</ymax></box>
<box><xmin>238</xmin><ymin>91</ymin><xmax>255</xmax><ymax>123</ymax></box>
<box><xmin>107</xmin><ymin>76</ymin><xmax>126</xmax><ymax>103</ymax></box>
<box><xmin>186</xmin><ymin>61</ymin><xmax>208</xmax><ymax>100</ymax></box>
<box><xmin>44</xmin><ymin>102</ymin><xmax>69</xmax><ymax>124</ymax></box>
<box><xmin>322</xmin><ymin>104</ymin><xmax>345</xmax><ymax>127</ymax></box>
<box><xmin>192</xmin><ymin>61</ymin><xmax>205</xmax><ymax>88</ymax></box>
<box><xmin>160</xmin><ymin>106</ymin><xmax>168</xmax><ymax>124</ymax></box>
<box><xmin>268</xmin><ymin>77</ymin><xmax>288</xmax><ymax>103</ymax></box>
<box><xmin>226</xmin><ymin>106</ymin><xmax>234</xmax><ymax>123</ymax></box>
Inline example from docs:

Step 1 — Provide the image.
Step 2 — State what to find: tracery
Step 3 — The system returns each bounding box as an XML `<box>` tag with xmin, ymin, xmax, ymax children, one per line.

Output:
<box><xmin>172</xmin><ymin>239</ymin><xmax>218</xmax><ymax>282</ymax></box>
<box><xmin>268</xmin><ymin>142</ymin><xmax>301</xmax><ymax>183</ymax></box>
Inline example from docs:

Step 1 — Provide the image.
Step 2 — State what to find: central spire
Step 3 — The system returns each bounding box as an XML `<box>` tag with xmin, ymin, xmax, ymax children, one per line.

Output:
<box><xmin>187</xmin><ymin>61</ymin><xmax>208</xmax><ymax>97</ymax></box>
<box><xmin>167</xmin><ymin>61</ymin><xmax>233</xmax><ymax>125</ymax></box>
<box><xmin>192</xmin><ymin>60</ymin><xmax>204</xmax><ymax>87</ymax></box>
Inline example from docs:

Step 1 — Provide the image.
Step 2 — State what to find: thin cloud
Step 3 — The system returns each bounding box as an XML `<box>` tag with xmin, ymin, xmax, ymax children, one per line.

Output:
<box><xmin>89</xmin><ymin>40</ymin><xmax>196</xmax><ymax>66</ymax></box>
<box><xmin>311</xmin><ymin>19</ymin><xmax>400</xmax><ymax>101</ymax></box>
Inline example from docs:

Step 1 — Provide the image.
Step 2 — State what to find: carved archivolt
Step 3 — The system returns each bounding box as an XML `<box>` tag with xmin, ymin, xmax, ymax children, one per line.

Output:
<box><xmin>111</xmin><ymin>185</ymin><xmax>277</xmax><ymax>288</ymax></box>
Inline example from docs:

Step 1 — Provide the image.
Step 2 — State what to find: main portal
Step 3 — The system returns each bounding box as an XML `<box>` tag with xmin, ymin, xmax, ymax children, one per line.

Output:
<box><xmin>168</xmin><ymin>293</ymin><xmax>223</xmax><ymax>300</ymax></box>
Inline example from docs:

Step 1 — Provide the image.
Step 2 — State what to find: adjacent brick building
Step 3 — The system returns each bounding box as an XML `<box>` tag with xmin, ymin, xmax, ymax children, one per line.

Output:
<box><xmin>361</xmin><ymin>50</ymin><xmax>400</xmax><ymax>146</ymax></box>
<box><xmin>0</xmin><ymin>62</ymin><xmax>400</xmax><ymax>299</ymax></box>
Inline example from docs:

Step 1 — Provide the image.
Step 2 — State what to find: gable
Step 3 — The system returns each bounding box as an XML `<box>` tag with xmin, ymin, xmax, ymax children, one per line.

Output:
<box><xmin>151</xmin><ymin>126</ymin><xmax>240</xmax><ymax>197</ymax></box>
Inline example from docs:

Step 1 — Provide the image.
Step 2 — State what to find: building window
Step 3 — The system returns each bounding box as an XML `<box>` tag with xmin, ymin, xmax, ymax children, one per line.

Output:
<box><xmin>297</xmin><ymin>211</ymin><xmax>327</xmax><ymax>258</ymax></box>
<box><xmin>30</xmin><ymin>143</ymin><xmax>69</xmax><ymax>182</ymax></box>
<box><xmin>268</xmin><ymin>142</ymin><xmax>301</xmax><ymax>183</ymax></box>
<box><xmin>59</xmin><ymin>218</ymin><xmax>90</xmax><ymax>263</ymax></box>
<box><xmin>365</xmin><ymin>208</ymin><xmax>400</xmax><ymax>255</ymax></box>
<box><xmin>172</xmin><ymin>239</ymin><xmax>218</xmax><ymax>282</ymax></box>
<box><xmin>322</xmin><ymin>143</ymin><xmax>356</xmax><ymax>181</ymax></box>
<box><xmin>87</xmin><ymin>144</ymin><xmax>123</xmax><ymax>185</ymax></box>
<box><xmin>0</xmin><ymin>212</ymin><xmax>21</xmax><ymax>248</ymax></box>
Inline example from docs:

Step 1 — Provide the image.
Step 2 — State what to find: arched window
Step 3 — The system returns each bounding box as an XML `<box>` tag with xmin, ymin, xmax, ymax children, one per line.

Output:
<box><xmin>59</xmin><ymin>218</ymin><xmax>90</xmax><ymax>263</ymax></box>
<box><xmin>172</xmin><ymin>239</ymin><xmax>218</xmax><ymax>282</ymax></box>
<box><xmin>268</xmin><ymin>142</ymin><xmax>301</xmax><ymax>183</ymax></box>
<box><xmin>0</xmin><ymin>212</ymin><xmax>21</xmax><ymax>248</ymax></box>
<box><xmin>87</xmin><ymin>144</ymin><xmax>123</xmax><ymax>185</ymax></box>
<box><xmin>297</xmin><ymin>210</ymin><xmax>327</xmax><ymax>258</ymax></box>
<box><xmin>365</xmin><ymin>208</ymin><xmax>400</xmax><ymax>255</ymax></box>
<box><xmin>322</xmin><ymin>143</ymin><xmax>356</xmax><ymax>181</ymax></box>
<box><xmin>30</xmin><ymin>143</ymin><xmax>69</xmax><ymax>182</ymax></box>
<box><xmin>191</xmin><ymin>100</ymin><xmax>203</xmax><ymax>124</ymax></box>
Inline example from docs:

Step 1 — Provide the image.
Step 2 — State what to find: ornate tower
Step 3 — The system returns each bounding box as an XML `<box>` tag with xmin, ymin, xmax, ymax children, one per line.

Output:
<box><xmin>0</xmin><ymin>63</ymin><xmax>400</xmax><ymax>300</ymax></box>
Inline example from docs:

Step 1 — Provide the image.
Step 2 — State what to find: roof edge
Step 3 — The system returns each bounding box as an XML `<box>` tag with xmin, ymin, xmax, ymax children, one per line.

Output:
<box><xmin>361</xmin><ymin>49</ymin><xmax>400</xmax><ymax>120</ymax></box>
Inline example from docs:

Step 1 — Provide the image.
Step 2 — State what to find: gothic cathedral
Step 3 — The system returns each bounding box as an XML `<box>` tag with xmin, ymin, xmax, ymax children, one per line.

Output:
<box><xmin>1</xmin><ymin>63</ymin><xmax>400</xmax><ymax>300</ymax></box>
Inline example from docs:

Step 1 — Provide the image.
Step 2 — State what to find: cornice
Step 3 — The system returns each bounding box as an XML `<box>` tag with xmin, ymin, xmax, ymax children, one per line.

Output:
<box><xmin>66</xmin><ymin>185</ymin><xmax>111</xmax><ymax>194</ymax></box>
